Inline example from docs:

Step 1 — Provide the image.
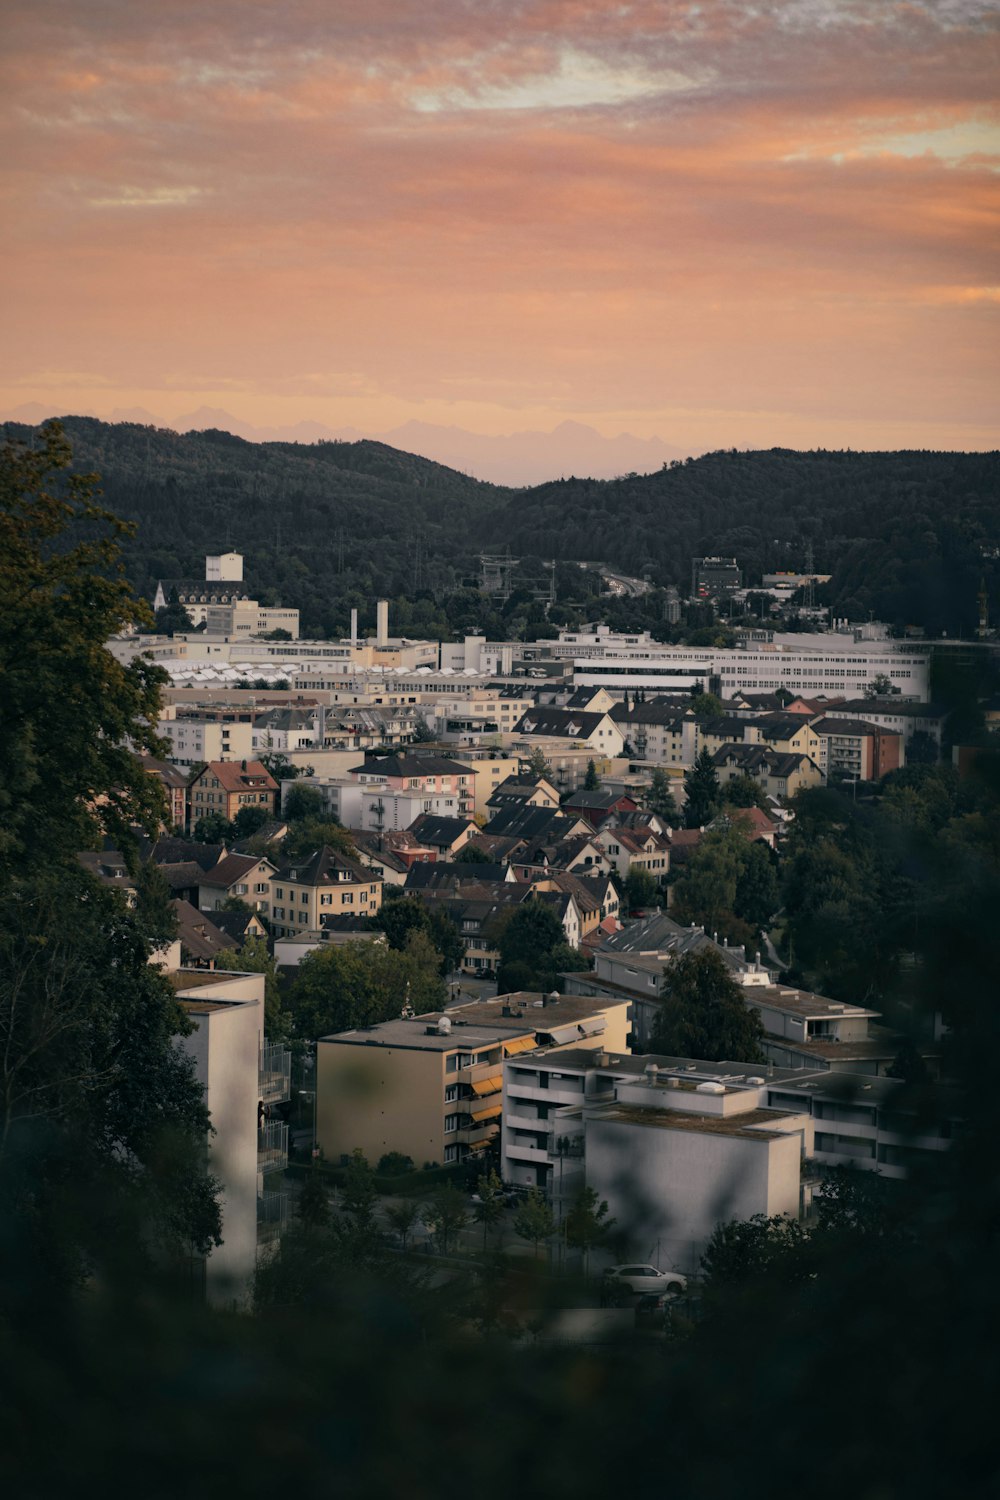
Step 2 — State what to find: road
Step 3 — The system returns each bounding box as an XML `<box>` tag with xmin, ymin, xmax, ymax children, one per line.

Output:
<box><xmin>600</xmin><ymin>568</ymin><xmax>651</xmax><ymax>598</ymax></box>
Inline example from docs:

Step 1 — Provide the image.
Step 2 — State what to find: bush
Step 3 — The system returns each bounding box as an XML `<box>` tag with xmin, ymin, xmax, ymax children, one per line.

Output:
<box><xmin>377</xmin><ymin>1152</ymin><xmax>415</xmax><ymax>1177</ymax></box>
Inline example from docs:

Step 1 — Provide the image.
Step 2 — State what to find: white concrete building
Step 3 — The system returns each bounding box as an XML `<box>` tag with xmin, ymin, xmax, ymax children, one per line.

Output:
<box><xmin>502</xmin><ymin>1048</ymin><xmax>813</xmax><ymax>1272</ymax></box>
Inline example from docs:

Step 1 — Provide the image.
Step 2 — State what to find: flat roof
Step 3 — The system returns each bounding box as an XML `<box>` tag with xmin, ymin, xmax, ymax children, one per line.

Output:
<box><xmin>507</xmin><ymin>1048</ymin><xmax>810</xmax><ymax>1086</ymax></box>
<box><xmin>750</xmin><ymin>986</ymin><xmax>880</xmax><ymax>1020</ymax></box>
<box><xmin>320</xmin><ymin>1015</ymin><xmax>535</xmax><ymax>1051</ymax></box>
<box><xmin>587</xmin><ymin>1103</ymin><xmax>795</xmax><ymax>1141</ymax></box>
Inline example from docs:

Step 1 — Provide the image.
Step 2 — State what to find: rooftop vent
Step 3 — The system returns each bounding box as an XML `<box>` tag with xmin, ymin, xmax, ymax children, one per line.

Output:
<box><xmin>436</xmin><ymin>1015</ymin><xmax>452</xmax><ymax>1035</ymax></box>
<box><xmin>746</xmin><ymin>1076</ymin><xmax>766</xmax><ymax>1085</ymax></box>
<box><xmin>696</xmin><ymin>1081</ymin><xmax>726</xmax><ymax>1095</ymax></box>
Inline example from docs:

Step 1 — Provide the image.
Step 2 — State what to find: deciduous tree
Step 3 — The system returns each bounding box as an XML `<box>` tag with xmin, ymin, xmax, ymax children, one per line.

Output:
<box><xmin>649</xmin><ymin>948</ymin><xmax>766</xmax><ymax>1063</ymax></box>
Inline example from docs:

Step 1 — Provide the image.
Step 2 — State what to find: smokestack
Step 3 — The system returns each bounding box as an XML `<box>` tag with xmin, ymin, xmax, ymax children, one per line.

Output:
<box><xmin>376</xmin><ymin>599</ymin><xmax>389</xmax><ymax>647</ymax></box>
<box><xmin>350</xmin><ymin>608</ymin><xmax>358</xmax><ymax>648</ymax></box>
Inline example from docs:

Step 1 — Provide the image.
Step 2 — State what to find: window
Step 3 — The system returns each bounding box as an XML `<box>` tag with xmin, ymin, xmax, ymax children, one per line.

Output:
<box><xmin>444</xmin><ymin>1085</ymin><xmax>458</xmax><ymax>1103</ymax></box>
<box><xmin>343</xmin><ymin>893</ymin><xmax>354</xmax><ymax>904</ymax></box>
<box><xmin>274</xmin><ymin>887</ymin><xmax>284</xmax><ymax>899</ymax></box>
<box><xmin>444</xmin><ymin>1145</ymin><xmax>458</xmax><ymax>1163</ymax></box>
<box><xmin>300</xmin><ymin>892</ymin><xmax>308</xmax><ymax>904</ymax></box>
<box><xmin>444</xmin><ymin>1114</ymin><xmax>459</xmax><ymax>1133</ymax></box>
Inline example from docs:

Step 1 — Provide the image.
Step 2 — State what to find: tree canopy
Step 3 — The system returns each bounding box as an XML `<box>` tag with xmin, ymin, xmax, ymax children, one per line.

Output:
<box><xmin>649</xmin><ymin>948</ymin><xmax>766</xmax><ymax>1062</ymax></box>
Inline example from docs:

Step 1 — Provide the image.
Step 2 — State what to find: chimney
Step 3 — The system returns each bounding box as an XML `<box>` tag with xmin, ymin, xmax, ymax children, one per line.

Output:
<box><xmin>350</xmin><ymin>608</ymin><xmax>358</xmax><ymax>648</ymax></box>
<box><xmin>376</xmin><ymin>599</ymin><xmax>389</xmax><ymax>647</ymax></box>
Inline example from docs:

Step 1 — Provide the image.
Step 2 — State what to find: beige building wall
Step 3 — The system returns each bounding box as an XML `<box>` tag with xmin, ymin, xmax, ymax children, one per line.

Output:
<box><xmin>317</xmin><ymin>1043</ymin><xmax>446</xmax><ymax>1166</ymax></box>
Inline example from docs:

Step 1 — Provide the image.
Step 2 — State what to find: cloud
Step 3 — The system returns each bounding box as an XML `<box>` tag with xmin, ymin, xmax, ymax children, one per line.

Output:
<box><xmin>2</xmin><ymin>0</ymin><xmax>997</xmax><ymax>449</ymax></box>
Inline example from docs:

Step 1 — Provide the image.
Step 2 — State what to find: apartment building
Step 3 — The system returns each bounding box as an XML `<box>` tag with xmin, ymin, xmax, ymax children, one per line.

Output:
<box><xmin>161</xmin><ymin>712</ymin><xmax>255</xmax><ymax>770</ymax></box>
<box><xmin>187</xmin><ymin>760</ymin><xmax>278</xmax><ymax>830</ymax></box>
<box><xmin>316</xmin><ymin>993</ymin><xmax>630</xmax><ymax>1168</ymax></box>
<box><xmin>168</xmin><ymin>965</ymin><xmax>291</xmax><ymax>1305</ymax></box>
<box><xmin>502</xmin><ymin>1048</ymin><xmax>812</xmax><ymax>1270</ymax></box>
<box><xmin>270</xmin><ymin>845</ymin><xmax>383</xmax><ymax>938</ymax></box>
<box><xmin>811</xmin><ymin>717</ymin><xmax>904</xmax><ymax>780</ymax></box>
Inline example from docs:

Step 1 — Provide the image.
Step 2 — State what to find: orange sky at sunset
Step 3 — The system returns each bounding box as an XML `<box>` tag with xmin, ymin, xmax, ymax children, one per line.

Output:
<box><xmin>2</xmin><ymin>0</ymin><xmax>998</xmax><ymax>464</ymax></box>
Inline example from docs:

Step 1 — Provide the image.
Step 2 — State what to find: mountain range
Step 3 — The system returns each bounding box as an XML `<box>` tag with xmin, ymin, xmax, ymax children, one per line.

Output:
<box><xmin>0</xmin><ymin>403</ymin><xmax>689</xmax><ymax>485</ymax></box>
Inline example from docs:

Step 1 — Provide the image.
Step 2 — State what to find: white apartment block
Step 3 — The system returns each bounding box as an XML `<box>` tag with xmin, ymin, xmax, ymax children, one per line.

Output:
<box><xmin>159</xmin><ymin>716</ymin><xmax>255</xmax><ymax>770</ymax></box>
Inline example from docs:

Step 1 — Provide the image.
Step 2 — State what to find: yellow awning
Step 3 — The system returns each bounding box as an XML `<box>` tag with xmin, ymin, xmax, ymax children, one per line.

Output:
<box><xmin>471</xmin><ymin>1075</ymin><xmax>502</xmax><ymax>1096</ymax></box>
<box><xmin>470</xmin><ymin>1102</ymin><xmax>503</xmax><ymax>1122</ymax></box>
<box><xmin>503</xmin><ymin>1036</ymin><xmax>536</xmax><ymax>1055</ymax></box>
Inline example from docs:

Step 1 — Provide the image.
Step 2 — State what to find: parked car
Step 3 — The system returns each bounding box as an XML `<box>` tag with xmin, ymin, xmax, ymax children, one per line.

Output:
<box><xmin>602</xmin><ymin>1265</ymin><xmax>687</xmax><ymax>1297</ymax></box>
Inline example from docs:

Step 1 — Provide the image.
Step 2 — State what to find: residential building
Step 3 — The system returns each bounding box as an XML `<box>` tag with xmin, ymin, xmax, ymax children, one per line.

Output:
<box><xmin>196</xmin><ymin>852</ymin><xmax>276</xmax><ymax>917</ymax></box>
<box><xmin>348</xmin><ymin>752</ymin><xmax>476</xmax><ymax>822</ymax></box>
<box><xmin>160</xmin><ymin>712</ymin><xmax>256</xmax><ymax>771</ymax></box>
<box><xmin>316</xmin><ymin>992</ymin><xmax>630</xmax><ymax>1168</ymax></box>
<box><xmin>187</xmin><ymin>760</ymin><xmax>278</xmax><ymax>830</ymax></box>
<box><xmin>168</xmin><ymin>964</ymin><xmax>290</xmax><ymax>1304</ymax></box>
<box><xmin>270</xmin><ymin>845</ymin><xmax>383</xmax><ymax>938</ymax></box>
<box><xmin>502</xmin><ymin>1049</ymin><xmax>811</xmax><ymax>1270</ymax></box>
<box><xmin>597</xmin><ymin>825</ymin><xmax>671</xmax><ymax>885</ymax></box>
<box><xmin>811</xmin><ymin>717</ymin><xmax>904</xmax><ymax>781</ymax></box>
<box><xmin>562</xmin><ymin>789</ymin><xmax>640</xmax><ymax>828</ymax></box>
<box><xmin>139</xmin><ymin>756</ymin><xmax>188</xmax><ymax>831</ymax></box>
<box><xmin>710</xmin><ymin>744</ymin><xmax>824</xmax><ymax>800</ymax></box>
<box><xmin>511</xmin><ymin>706</ymin><xmax>626</xmax><ymax>759</ymax></box>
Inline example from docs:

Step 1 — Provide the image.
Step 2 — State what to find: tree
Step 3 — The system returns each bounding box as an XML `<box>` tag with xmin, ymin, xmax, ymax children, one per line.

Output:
<box><xmin>455</xmin><ymin>841</ymin><xmax>491</xmax><ymax>864</ymax></box>
<box><xmin>0</xmin><ymin>421</ymin><xmax>169</xmax><ymax>872</ymax></box>
<box><xmin>721</xmin><ymin>773</ymin><xmax>769</xmax><ymax>811</ymax></box>
<box><xmin>426</xmin><ymin>907</ymin><xmax>464</xmax><ymax>976</ymax></box>
<box><xmin>231</xmin><ymin>804</ymin><xmax>269</xmax><ymax>838</ymax></box>
<box><xmin>290</xmin><ymin>940</ymin><xmax>441</xmax><ymax>1041</ymax></box>
<box><xmin>154</xmin><ymin>588</ymin><xmax>194</xmax><ymax>637</ymax></box>
<box><xmin>474</xmin><ymin>1170</ymin><xmax>506</xmax><ymax>1249</ymax></box>
<box><xmin>700</xmin><ymin>1214</ymin><xmax>813</xmax><ymax>1292</ymax></box>
<box><xmin>907</xmin><ymin>731</ymin><xmax>939</xmax><ymax>766</ymax></box>
<box><xmin>525</xmin><ymin>747</ymin><xmax>552</xmax><ymax>779</ymax></box>
<box><xmin>423</xmin><ymin>1185</ymin><xmax>468</xmax><ymax>1254</ymax></box>
<box><xmin>734</xmin><ymin>841</ymin><xmax>780</xmax><ymax>931</ymax></box>
<box><xmin>260</xmin><ymin>751</ymin><xmax>313</xmax><ymax>785</ymax></box>
<box><xmin>689</xmin><ymin>691</ymin><xmax>723</xmax><ymax>722</ymax></box>
<box><xmin>283</xmin><ymin>782</ymin><xmax>325</xmax><ymax>823</ymax></box>
<box><xmin>584</xmin><ymin>759</ymin><xmax>601</xmax><ymax>791</ymax></box>
<box><xmin>563</xmin><ymin>1186</ymin><xmax>615</xmax><ymax>1272</ymax></box>
<box><xmin>375</xmin><ymin>895</ymin><xmax>431</xmax><ymax>951</ymax></box>
<box><xmin>683</xmin><ymin>750</ymin><xmax>720</xmax><ymax>828</ymax></box>
<box><xmin>340</xmin><ymin>1150</ymin><xmax>377</xmax><ymax>1233</ymax></box>
<box><xmin>297</xmin><ymin>1167</ymin><xmax>332</xmax><ymax>1228</ymax></box>
<box><xmin>377</xmin><ymin>1152</ymin><xmax>414</xmax><ymax>1176</ymax></box>
<box><xmin>494</xmin><ymin>901</ymin><xmax>567</xmax><ymax>992</ymax></box>
<box><xmin>385</xmin><ymin>1197</ymin><xmax>420</xmax><ymax>1250</ymax></box>
<box><xmin>0</xmin><ymin>423</ymin><xmax>221</xmax><ymax>1292</ymax></box>
<box><xmin>646</xmin><ymin>767</ymin><xmax>679</xmax><ymax>824</ymax></box>
<box><xmin>624</xmin><ymin>867</ymin><xmax>658</xmax><ymax>910</ymax></box>
<box><xmin>410</xmin><ymin>716</ymin><xmax>436</xmax><ymax>744</ymax></box>
<box><xmin>282</xmin><ymin>819</ymin><xmax>357</xmax><ymax>862</ymax></box>
<box><xmin>865</xmin><ymin>674</ymin><xmax>901</xmax><ymax>698</ymax></box>
<box><xmin>192</xmin><ymin>812</ymin><xmax>232</xmax><ymax>844</ymax></box>
<box><xmin>512</xmin><ymin>1187</ymin><xmax>555</xmax><ymax>1258</ymax></box>
<box><xmin>649</xmin><ymin>948</ymin><xmax>766</xmax><ymax>1063</ymax></box>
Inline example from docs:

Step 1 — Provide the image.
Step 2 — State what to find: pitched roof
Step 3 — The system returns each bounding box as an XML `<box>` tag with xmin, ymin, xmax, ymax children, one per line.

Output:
<box><xmin>512</xmin><ymin>708</ymin><xmax>609</xmax><ymax>740</ymax></box>
<box><xmin>194</xmin><ymin>761</ymin><xmax>278</xmax><ymax>793</ymax></box>
<box><xmin>563</xmin><ymin>789</ymin><xmax>637</xmax><ymax>811</ymax></box>
<box><xmin>157</xmin><ymin>861</ymin><xmax>207</xmax><ymax>891</ymax></box>
<box><xmin>812</xmin><ymin>717</ymin><xmax>900</xmax><ymax>737</ymax></box>
<box><xmin>139</xmin><ymin>755</ymin><xmax>188</xmax><ymax>789</ymax></box>
<box><xmin>347</xmin><ymin>753</ymin><xmax>471</xmax><ymax>778</ymax></box>
<box><xmin>209</xmin><ymin>906</ymin><xmax>265</xmax><ymax>944</ymax></box>
<box><xmin>151</xmin><ymin>836</ymin><xmax>226</xmax><ymax>871</ymax></box>
<box><xmin>275</xmin><ymin>845</ymin><xmax>378</xmax><ymax>886</ymax></box>
<box><xmin>198</xmin><ymin>851</ymin><xmax>275</xmax><ymax>889</ymax></box>
<box><xmin>405</xmin><ymin>861</ymin><xmax>514</xmax><ymax>890</ymax></box>
<box><xmin>407</xmin><ymin>813</ymin><xmax>477</xmax><ymax>848</ymax></box>
<box><xmin>171</xmin><ymin>900</ymin><xmax>234</xmax><ymax>963</ymax></box>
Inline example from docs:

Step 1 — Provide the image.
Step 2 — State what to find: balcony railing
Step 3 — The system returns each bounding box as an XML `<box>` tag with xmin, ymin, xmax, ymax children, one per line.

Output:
<box><xmin>258</xmin><ymin>1120</ymin><xmax>288</xmax><ymax>1175</ymax></box>
<box><xmin>257</xmin><ymin>1190</ymin><xmax>290</xmax><ymax>1246</ymax></box>
<box><xmin>259</xmin><ymin>1043</ymin><xmax>292</xmax><ymax>1106</ymax></box>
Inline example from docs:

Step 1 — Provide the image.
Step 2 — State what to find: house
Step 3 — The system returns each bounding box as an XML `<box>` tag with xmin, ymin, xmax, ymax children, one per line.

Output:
<box><xmin>710</xmin><ymin>744</ymin><xmax>824</xmax><ymax>800</ymax></box>
<box><xmin>348</xmin><ymin>753</ymin><xmax>476</xmax><ymax>819</ymax></box>
<box><xmin>196</xmin><ymin>852</ymin><xmax>276</xmax><ymax>918</ymax></box>
<box><xmin>270</xmin><ymin>846</ymin><xmax>383</xmax><ymax>939</ymax></box>
<box><xmin>512</xmin><ymin>707</ymin><xmax>626</xmax><ymax>758</ymax></box>
<box><xmin>348</xmin><ymin>828</ymin><xmax>436</xmax><ymax>886</ymax></box>
<box><xmin>597</xmin><ymin>825</ymin><xmax>672</xmax><ymax>884</ymax></box>
<box><xmin>406</xmin><ymin>813</ymin><xmax>478</xmax><ymax>857</ymax></box>
<box><xmin>562</xmin><ymin>789</ymin><xmax>640</xmax><ymax>829</ymax></box>
<box><xmin>705</xmin><ymin>806</ymin><xmax>779</xmax><ymax>848</ymax></box>
<box><xmin>138</xmin><ymin>755</ymin><xmax>188</xmax><ymax>831</ymax></box>
<box><xmin>209</xmin><ymin>905</ymin><xmax>270</xmax><ymax>948</ymax></box>
<box><xmin>316</xmin><ymin>991</ymin><xmax>630</xmax><ymax>1169</ymax></box>
<box><xmin>187</xmin><ymin>760</ymin><xmax>278</xmax><ymax>832</ymax></box>
<box><xmin>171</xmin><ymin>899</ymin><xmax>239</xmax><ymax>967</ymax></box>
<box><xmin>609</xmin><ymin>701</ymin><xmax>699</xmax><ymax>769</ymax></box>
<box><xmin>486</xmin><ymin>774</ymin><xmax>562</xmax><ymax>814</ymax></box>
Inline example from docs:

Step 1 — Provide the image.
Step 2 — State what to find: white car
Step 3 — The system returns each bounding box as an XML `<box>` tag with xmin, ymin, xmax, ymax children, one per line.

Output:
<box><xmin>602</xmin><ymin>1264</ymin><xmax>687</xmax><ymax>1296</ymax></box>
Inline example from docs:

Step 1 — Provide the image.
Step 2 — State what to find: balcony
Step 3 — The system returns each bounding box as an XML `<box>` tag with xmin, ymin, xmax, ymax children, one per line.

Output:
<box><xmin>505</xmin><ymin>1141</ymin><xmax>552</xmax><ymax>1166</ymax></box>
<box><xmin>257</xmin><ymin>1190</ymin><xmax>290</xmax><ymax>1247</ymax></box>
<box><xmin>259</xmin><ymin>1043</ymin><xmax>292</xmax><ymax>1106</ymax></box>
<box><xmin>458</xmin><ymin>1058</ymin><xmax>505</xmax><ymax>1086</ymax></box>
<box><xmin>258</xmin><ymin>1120</ymin><xmax>288</xmax><ymax>1175</ymax></box>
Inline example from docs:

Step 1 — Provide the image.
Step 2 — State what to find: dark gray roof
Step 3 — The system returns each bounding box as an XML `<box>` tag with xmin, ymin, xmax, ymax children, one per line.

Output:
<box><xmin>275</xmin><ymin>845</ymin><xmax>376</xmax><ymax>886</ymax></box>
<box><xmin>563</xmin><ymin>789</ymin><xmax>637</xmax><ymax>811</ymax></box>
<box><xmin>407</xmin><ymin>813</ymin><xmax>476</xmax><ymax>848</ymax></box>
<box><xmin>513</xmin><ymin>708</ymin><xmax>607</xmax><ymax>739</ymax></box>
<box><xmin>348</xmin><ymin>753</ymin><xmax>471</xmax><ymax>777</ymax></box>
<box><xmin>405</xmin><ymin>861</ymin><xmax>513</xmax><ymax>889</ymax></box>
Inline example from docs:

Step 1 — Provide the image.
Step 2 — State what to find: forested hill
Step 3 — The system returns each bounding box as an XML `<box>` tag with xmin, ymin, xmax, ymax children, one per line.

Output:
<box><xmin>4</xmin><ymin>417</ymin><xmax>999</xmax><ymax>640</ymax></box>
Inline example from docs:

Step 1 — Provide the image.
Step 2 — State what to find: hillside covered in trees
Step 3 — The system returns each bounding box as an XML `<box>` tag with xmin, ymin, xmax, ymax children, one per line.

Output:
<box><xmin>3</xmin><ymin>418</ymin><xmax>998</xmax><ymax>640</ymax></box>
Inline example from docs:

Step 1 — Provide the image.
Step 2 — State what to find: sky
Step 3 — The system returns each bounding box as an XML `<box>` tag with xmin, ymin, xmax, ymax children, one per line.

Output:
<box><xmin>2</xmin><ymin>0</ymin><xmax>998</xmax><ymax>462</ymax></box>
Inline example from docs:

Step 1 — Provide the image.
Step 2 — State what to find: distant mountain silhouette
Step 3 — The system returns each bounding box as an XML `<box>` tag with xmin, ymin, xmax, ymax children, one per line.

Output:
<box><xmin>1</xmin><ymin>402</ymin><xmax>688</xmax><ymax>484</ymax></box>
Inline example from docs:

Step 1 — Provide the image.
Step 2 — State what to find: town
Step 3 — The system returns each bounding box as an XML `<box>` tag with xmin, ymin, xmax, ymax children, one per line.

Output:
<box><xmin>89</xmin><ymin>546</ymin><xmax>989</xmax><ymax>1308</ymax></box>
